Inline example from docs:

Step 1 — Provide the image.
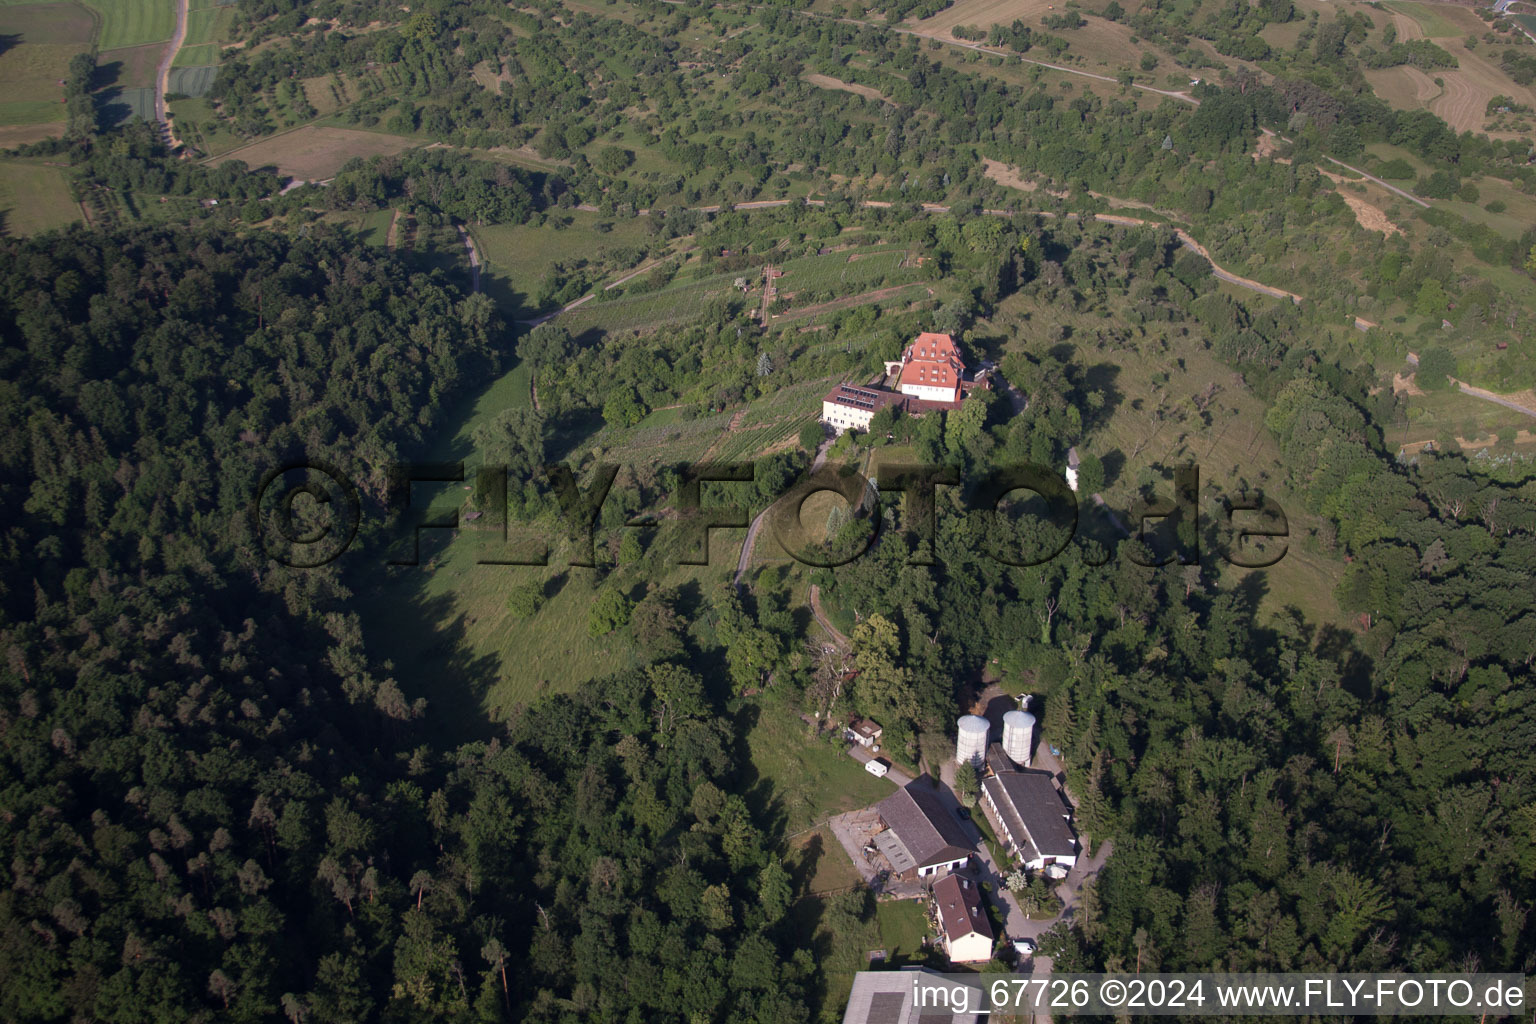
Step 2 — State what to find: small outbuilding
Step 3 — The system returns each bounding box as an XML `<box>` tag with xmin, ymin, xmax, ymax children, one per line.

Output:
<box><xmin>846</xmin><ymin>718</ymin><xmax>883</xmax><ymax>748</ymax></box>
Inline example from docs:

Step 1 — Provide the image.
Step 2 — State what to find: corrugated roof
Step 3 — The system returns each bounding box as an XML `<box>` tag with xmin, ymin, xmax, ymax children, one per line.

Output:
<box><xmin>876</xmin><ymin>776</ymin><xmax>974</xmax><ymax>869</ymax></box>
<box><xmin>982</xmin><ymin>770</ymin><xmax>1077</xmax><ymax>859</ymax></box>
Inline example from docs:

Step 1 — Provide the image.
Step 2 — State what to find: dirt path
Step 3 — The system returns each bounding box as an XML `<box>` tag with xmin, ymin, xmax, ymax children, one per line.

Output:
<box><xmin>385</xmin><ymin>208</ymin><xmax>401</xmax><ymax>250</ymax></box>
<box><xmin>1404</xmin><ymin>350</ymin><xmax>1536</xmax><ymax>420</ymax></box>
<box><xmin>808</xmin><ymin>583</ymin><xmax>852</xmax><ymax>648</ymax></box>
<box><xmin>155</xmin><ymin>0</ymin><xmax>191</xmax><ymax>149</ymax></box>
<box><xmin>457</xmin><ymin>225</ymin><xmax>481</xmax><ymax>293</ymax></box>
<box><xmin>1452</xmin><ymin>378</ymin><xmax>1536</xmax><ymax>417</ymax></box>
<box><xmin>1321</xmin><ymin>155</ymin><xmax>1430</xmax><ymax>209</ymax></box>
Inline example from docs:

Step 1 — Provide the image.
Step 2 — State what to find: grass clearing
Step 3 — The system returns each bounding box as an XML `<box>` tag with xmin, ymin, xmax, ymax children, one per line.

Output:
<box><xmin>208</xmin><ymin>124</ymin><xmax>417</xmax><ymax>179</ymax></box>
<box><xmin>876</xmin><ymin>899</ymin><xmax>932</xmax><ymax>961</ymax></box>
<box><xmin>0</xmin><ymin>157</ymin><xmax>80</xmax><ymax>235</ymax></box>
<box><xmin>792</xmin><ymin>825</ymin><xmax>865</xmax><ymax>894</ymax></box>
<box><xmin>803</xmin><ymin>72</ymin><xmax>891</xmax><ymax>104</ymax></box>
<box><xmin>744</xmin><ymin>689</ymin><xmax>897</xmax><ymax>836</ymax></box>
<box><xmin>470</xmin><ymin>213</ymin><xmax>658</xmax><ymax>317</ymax></box>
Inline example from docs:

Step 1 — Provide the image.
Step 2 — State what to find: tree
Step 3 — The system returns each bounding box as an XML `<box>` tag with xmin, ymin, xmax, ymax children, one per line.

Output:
<box><xmin>851</xmin><ymin>614</ymin><xmax>916</xmax><ymax>720</ymax></box>
<box><xmin>954</xmin><ymin>760</ymin><xmax>979</xmax><ymax>807</ymax></box>
<box><xmin>603</xmin><ymin>386</ymin><xmax>647</xmax><ymax>427</ymax></box>
<box><xmin>1417</xmin><ymin>346</ymin><xmax>1457</xmax><ymax>389</ymax></box>
<box><xmin>1414</xmin><ymin>278</ymin><xmax>1449</xmax><ymax>319</ymax></box>
<box><xmin>799</xmin><ymin>421</ymin><xmax>825</xmax><ymax>452</ymax></box>
<box><xmin>756</xmin><ymin>351</ymin><xmax>774</xmax><ymax>377</ymax></box>
<box><xmin>507</xmin><ymin>579</ymin><xmax>545</xmax><ymax>618</ymax></box>
<box><xmin>587</xmin><ymin>587</ymin><xmax>633</xmax><ymax>637</ymax></box>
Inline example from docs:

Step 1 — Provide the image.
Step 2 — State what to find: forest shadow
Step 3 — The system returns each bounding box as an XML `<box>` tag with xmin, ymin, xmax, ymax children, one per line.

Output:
<box><xmin>1099</xmin><ymin>448</ymin><xmax>1126</xmax><ymax>489</ymax></box>
<box><xmin>730</xmin><ymin>701</ymin><xmax>791</xmax><ymax>841</ymax></box>
<box><xmin>784</xmin><ymin>831</ymin><xmax>832</xmax><ymax>902</ymax></box>
<box><xmin>479</xmin><ymin>269</ymin><xmax>532</xmax><ymax>321</ymax></box>
<box><xmin>349</xmin><ymin>533</ymin><xmax>504</xmax><ymax>749</ymax></box>
<box><xmin>0</xmin><ymin>33</ymin><xmax>19</xmax><ymax>58</ymax></box>
<box><xmin>1079</xmin><ymin>362</ymin><xmax>1124</xmax><ymax>428</ymax></box>
<box><xmin>1232</xmin><ymin>571</ymin><xmax>1269</xmax><ymax>623</ymax></box>
<box><xmin>94</xmin><ymin>92</ymin><xmax>133</xmax><ymax>132</ymax></box>
<box><xmin>1313</xmin><ymin>621</ymin><xmax>1375</xmax><ymax>698</ymax></box>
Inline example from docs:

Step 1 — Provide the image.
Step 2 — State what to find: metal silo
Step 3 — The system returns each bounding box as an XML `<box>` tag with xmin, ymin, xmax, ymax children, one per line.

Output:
<box><xmin>955</xmin><ymin>714</ymin><xmax>990</xmax><ymax>767</ymax></box>
<box><xmin>1002</xmin><ymin>710</ymin><xmax>1035</xmax><ymax>768</ymax></box>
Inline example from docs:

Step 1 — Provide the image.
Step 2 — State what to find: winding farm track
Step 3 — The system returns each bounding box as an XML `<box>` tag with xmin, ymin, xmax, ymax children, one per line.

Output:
<box><xmin>808</xmin><ymin>584</ymin><xmax>852</xmax><ymax>649</ymax></box>
<box><xmin>155</xmin><ymin>0</ymin><xmax>191</xmax><ymax>149</ymax></box>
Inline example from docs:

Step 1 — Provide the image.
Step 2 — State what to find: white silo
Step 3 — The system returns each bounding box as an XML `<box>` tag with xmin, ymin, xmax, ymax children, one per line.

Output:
<box><xmin>1002</xmin><ymin>710</ymin><xmax>1035</xmax><ymax>768</ymax></box>
<box><xmin>956</xmin><ymin>715</ymin><xmax>990</xmax><ymax>766</ymax></box>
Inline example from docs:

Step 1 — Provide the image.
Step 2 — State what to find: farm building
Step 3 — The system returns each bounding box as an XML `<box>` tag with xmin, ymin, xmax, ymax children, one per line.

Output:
<box><xmin>931</xmin><ymin>873</ymin><xmax>994</xmax><ymax>964</ymax></box>
<box><xmin>980</xmin><ymin>769</ymin><xmax>1079</xmax><ymax>873</ymax></box>
<box><xmin>873</xmin><ymin>776</ymin><xmax>974</xmax><ymax>879</ymax></box>
<box><xmin>821</xmin><ymin>331</ymin><xmax>991</xmax><ymax>434</ymax></box>
<box><xmin>842</xmin><ymin>968</ymin><xmax>985</xmax><ymax>1022</ymax></box>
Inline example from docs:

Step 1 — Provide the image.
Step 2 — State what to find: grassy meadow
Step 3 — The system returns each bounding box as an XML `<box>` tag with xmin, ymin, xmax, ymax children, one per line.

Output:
<box><xmin>0</xmin><ymin>157</ymin><xmax>80</xmax><ymax>234</ymax></box>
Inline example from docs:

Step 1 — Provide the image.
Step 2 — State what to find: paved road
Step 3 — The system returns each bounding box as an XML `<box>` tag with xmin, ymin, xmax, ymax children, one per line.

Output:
<box><xmin>155</xmin><ymin>0</ymin><xmax>191</xmax><ymax>148</ymax></box>
<box><xmin>845</xmin><ymin>743</ymin><xmax>913</xmax><ymax>787</ymax></box>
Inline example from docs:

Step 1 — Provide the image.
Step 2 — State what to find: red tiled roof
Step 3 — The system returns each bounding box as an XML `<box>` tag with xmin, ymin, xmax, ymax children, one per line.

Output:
<box><xmin>898</xmin><ymin>332</ymin><xmax>965</xmax><ymax>396</ymax></box>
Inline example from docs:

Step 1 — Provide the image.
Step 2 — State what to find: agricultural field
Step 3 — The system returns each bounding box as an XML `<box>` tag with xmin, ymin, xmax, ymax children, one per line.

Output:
<box><xmin>907</xmin><ymin>0</ymin><xmax>1154</xmax><ymax>74</ymax></box>
<box><xmin>0</xmin><ymin>157</ymin><xmax>79</xmax><ymax>234</ymax></box>
<box><xmin>83</xmin><ymin>0</ymin><xmax>174</xmax><ymax>49</ymax></box>
<box><xmin>1380</xmin><ymin>0</ymin><xmax>1480</xmax><ymax>41</ymax></box>
<box><xmin>97</xmin><ymin>40</ymin><xmax>160</xmax><ymax>89</ymax></box>
<box><xmin>0</xmin><ymin>2</ymin><xmax>93</xmax><ymax>133</ymax></box>
<box><xmin>173</xmin><ymin>2</ymin><xmax>235</xmax><ymax>66</ymax></box>
<box><xmin>907</xmin><ymin>0</ymin><xmax>1065</xmax><ymax>37</ymax></box>
<box><xmin>1357</xmin><ymin>0</ymin><xmax>1536</xmax><ymax>133</ymax></box>
<box><xmin>167</xmin><ymin>64</ymin><xmax>217</xmax><ymax>97</ymax></box>
<box><xmin>208</xmin><ymin>124</ymin><xmax>417</xmax><ymax>179</ymax></box>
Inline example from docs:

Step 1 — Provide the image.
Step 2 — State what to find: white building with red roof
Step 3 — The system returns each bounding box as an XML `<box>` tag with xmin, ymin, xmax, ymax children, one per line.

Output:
<box><xmin>894</xmin><ymin>332</ymin><xmax>965</xmax><ymax>404</ymax></box>
<box><xmin>822</xmin><ymin>332</ymin><xmax>989</xmax><ymax>435</ymax></box>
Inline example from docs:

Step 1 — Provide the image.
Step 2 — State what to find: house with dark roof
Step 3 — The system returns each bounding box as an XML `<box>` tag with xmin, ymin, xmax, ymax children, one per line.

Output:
<box><xmin>980</xmin><ymin>768</ymin><xmax>1078</xmax><ymax>872</ymax></box>
<box><xmin>846</xmin><ymin>717</ymin><xmax>883</xmax><ymax>749</ymax></box>
<box><xmin>842</xmin><ymin>969</ymin><xmax>985</xmax><ymax>1023</ymax></box>
<box><xmin>931</xmin><ymin>873</ymin><xmax>994</xmax><ymax>963</ymax></box>
<box><xmin>873</xmin><ymin>776</ymin><xmax>974</xmax><ymax>878</ymax></box>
